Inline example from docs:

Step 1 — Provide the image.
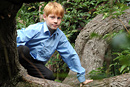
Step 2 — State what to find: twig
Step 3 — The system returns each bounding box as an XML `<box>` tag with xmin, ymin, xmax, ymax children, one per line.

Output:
<box><xmin>117</xmin><ymin>18</ymin><xmax>130</xmax><ymax>34</ymax></box>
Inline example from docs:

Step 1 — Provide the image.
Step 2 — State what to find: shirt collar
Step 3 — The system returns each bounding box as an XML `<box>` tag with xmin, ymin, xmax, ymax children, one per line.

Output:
<box><xmin>43</xmin><ymin>22</ymin><xmax>59</xmax><ymax>36</ymax></box>
<box><xmin>44</xmin><ymin>22</ymin><xmax>49</xmax><ymax>33</ymax></box>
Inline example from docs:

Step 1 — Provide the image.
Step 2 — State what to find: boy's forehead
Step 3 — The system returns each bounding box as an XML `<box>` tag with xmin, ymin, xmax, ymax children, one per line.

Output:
<box><xmin>48</xmin><ymin>13</ymin><xmax>62</xmax><ymax>17</ymax></box>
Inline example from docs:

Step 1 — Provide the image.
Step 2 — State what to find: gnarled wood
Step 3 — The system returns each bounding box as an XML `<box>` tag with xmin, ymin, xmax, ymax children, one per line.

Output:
<box><xmin>0</xmin><ymin>0</ymin><xmax>72</xmax><ymax>87</ymax></box>
<box><xmin>63</xmin><ymin>8</ymin><xmax>130</xmax><ymax>87</ymax></box>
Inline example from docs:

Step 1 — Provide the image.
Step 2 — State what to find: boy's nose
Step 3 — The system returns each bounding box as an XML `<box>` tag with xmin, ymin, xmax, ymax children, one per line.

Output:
<box><xmin>54</xmin><ymin>18</ymin><xmax>58</xmax><ymax>22</ymax></box>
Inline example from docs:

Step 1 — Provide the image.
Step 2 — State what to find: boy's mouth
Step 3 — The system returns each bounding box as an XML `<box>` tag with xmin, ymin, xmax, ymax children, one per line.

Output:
<box><xmin>53</xmin><ymin>25</ymin><xmax>58</xmax><ymax>27</ymax></box>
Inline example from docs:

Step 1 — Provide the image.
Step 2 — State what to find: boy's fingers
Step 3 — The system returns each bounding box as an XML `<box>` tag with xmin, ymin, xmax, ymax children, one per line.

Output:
<box><xmin>80</xmin><ymin>83</ymin><xmax>83</xmax><ymax>87</ymax></box>
<box><xmin>80</xmin><ymin>80</ymin><xmax>93</xmax><ymax>87</ymax></box>
<box><xmin>82</xmin><ymin>79</ymin><xmax>93</xmax><ymax>84</ymax></box>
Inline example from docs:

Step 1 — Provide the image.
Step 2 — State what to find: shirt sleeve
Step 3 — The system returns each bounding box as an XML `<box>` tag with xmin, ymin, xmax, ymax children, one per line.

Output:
<box><xmin>57</xmin><ymin>34</ymin><xmax>86</xmax><ymax>83</ymax></box>
<box><xmin>16</xmin><ymin>24</ymin><xmax>40</xmax><ymax>47</ymax></box>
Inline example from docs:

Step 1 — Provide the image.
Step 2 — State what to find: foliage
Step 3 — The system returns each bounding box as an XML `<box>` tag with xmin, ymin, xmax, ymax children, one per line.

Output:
<box><xmin>16</xmin><ymin>3</ymin><xmax>40</xmax><ymax>29</ymax></box>
<box><xmin>90</xmin><ymin>32</ymin><xmax>100</xmax><ymax>39</ymax></box>
<box><xmin>61</xmin><ymin>0</ymin><xmax>107</xmax><ymax>42</ymax></box>
<box><xmin>89</xmin><ymin>0</ymin><xmax>130</xmax><ymax>79</ymax></box>
<box><xmin>89</xmin><ymin>29</ymin><xmax>130</xmax><ymax>80</ymax></box>
<box><xmin>46</xmin><ymin>51</ymin><xmax>69</xmax><ymax>82</ymax></box>
<box><xmin>94</xmin><ymin>0</ymin><xmax>129</xmax><ymax>19</ymax></box>
<box><xmin>108</xmin><ymin>31</ymin><xmax>130</xmax><ymax>75</ymax></box>
<box><xmin>16</xmin><ymin>0</ymin><xmax>110</xmax><ymax>42</ymax></box>
<box><xmin>16</xmin><ymin>0</ymin><xmax>130</xmax><ymax>81</ymax></box>
<box><xmin>16</xmin><ymin>1</ymin><xmax>107</xmax><ymax>81</ymax></box>
<box><xmin>89</xmin><ymin>66</ymin><xmax>114</xmax><ymax>80</ymax></box>
<box><xmin>112</xmin><ymin>50</ymin><xmax>130</xmax><ymax>74</ymax></box>
<box><xmin>89</xmin><ymin>30</ymin><xmax>130</xmax><ymax>80</ymax></box>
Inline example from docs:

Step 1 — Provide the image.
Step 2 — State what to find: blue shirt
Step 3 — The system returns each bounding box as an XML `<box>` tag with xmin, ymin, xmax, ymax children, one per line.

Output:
<box><xmin>17</xmin><ymin>22</ymin><xmax>86</xmax><ymax>82</ymax></box>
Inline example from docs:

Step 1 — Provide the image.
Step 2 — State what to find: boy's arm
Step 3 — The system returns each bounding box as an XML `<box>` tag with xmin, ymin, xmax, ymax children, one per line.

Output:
<box><xmin>17</xmin><ymin>24</ymin><xmax>40</xmax><ymax>46</ymax></box>
<box><xmin>57</xmin><ymin>34</ymin><xmax>86</xmax><ymax>83</ymax></box>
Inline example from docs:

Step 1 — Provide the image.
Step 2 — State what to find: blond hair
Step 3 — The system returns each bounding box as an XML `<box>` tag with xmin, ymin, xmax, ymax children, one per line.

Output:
<box><xmin>43</xmin><ymin>2</ymin><xmax>64</xmax><ymax>18</ymax></box>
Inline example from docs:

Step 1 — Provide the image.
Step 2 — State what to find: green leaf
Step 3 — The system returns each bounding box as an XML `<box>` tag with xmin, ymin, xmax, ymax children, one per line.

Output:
<box><xmin>72</xmin><ymin>29</ymin><xmax>78</xmax><ymax>33</ymax></box>
<box><xmin>103</xmin><ymin>34</ymin><xmax>110</xmax><ymax>39</ymax></box>
<box><xmin>120</xmin><ymin>65</ymin><xmax>127</xmax><ymax>73</ymax></box>
<box><xmin>55</xmin><ymin>79</ymin><xmax>62</xmax><ymax>82</ymax></box>
<box><xmin>90</xmin><ymin>32</ymin><xmax>99</xmax><ymax>39</ymax></box>
<box><xmin>129</xmin><ymin>20</ymin><xmax>130</xmax><ymax>25</ymax></box>
<box><xmin>102</xmin><ymin>13</ymin><xmax>109</xmax><ymax>19</ymax></box>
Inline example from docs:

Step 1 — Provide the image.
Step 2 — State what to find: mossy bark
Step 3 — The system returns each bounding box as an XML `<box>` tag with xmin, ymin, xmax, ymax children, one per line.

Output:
<box><xmin>0</xmin><ymin>0</ymin><xmax>72</xmax><ymax>87</ymax></box>
<box><xmin>63</xmin><ymin>8</ymin><xmax>130</xmax><ymax>87</ymax></box>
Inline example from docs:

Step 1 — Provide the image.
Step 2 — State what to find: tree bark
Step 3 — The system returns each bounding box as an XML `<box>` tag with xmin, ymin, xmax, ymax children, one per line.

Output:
<box><xmin>1</xmin><ymin>0</ymin><xmax>130</xmax><ymax>86</ymax></box>
<box><xmin>63</xmin><ymin>8</ymin><xmax>130</xmax><ymax>87</ymax></box>
<box><xmin>0</xmin><ymin>0</ymin><xmax>72</xmax><ymax>87</ymax></box>
<box><xmin>84</xmin><ymin>73</ymin><xmax>130</xmax><ymax>87</ymax></box>
<box><xmin>0</xmin><ymin>0</ymin><xmax>22</xmax><ymax>85</ymax></box>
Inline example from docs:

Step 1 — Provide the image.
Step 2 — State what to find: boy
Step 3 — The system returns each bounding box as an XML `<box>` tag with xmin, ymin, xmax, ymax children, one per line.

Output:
<box><xmin>17</xmin><ymin>1</ymin><xmax>93</xmax><ymax>85</ymax></box>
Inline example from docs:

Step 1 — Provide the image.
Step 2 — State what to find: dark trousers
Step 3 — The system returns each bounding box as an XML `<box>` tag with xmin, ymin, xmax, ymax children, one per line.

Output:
<box><xmin>17</xmin><ymin>45</ymin><xmax>55</xmax><ymax>80</ymax></box>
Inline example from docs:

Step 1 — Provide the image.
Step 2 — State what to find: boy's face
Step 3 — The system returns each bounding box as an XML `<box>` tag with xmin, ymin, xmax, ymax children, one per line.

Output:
<box><xmin>43</xmin><ymin>14</ymin><xmax>62</xmax><ymax>30</ymax></box>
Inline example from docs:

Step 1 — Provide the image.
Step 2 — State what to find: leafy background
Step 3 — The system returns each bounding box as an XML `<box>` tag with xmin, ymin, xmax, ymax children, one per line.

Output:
<box><xmin>16</xmin><ymin>0</ymin><xmax>130</xmax><ymax>81</ymax></box>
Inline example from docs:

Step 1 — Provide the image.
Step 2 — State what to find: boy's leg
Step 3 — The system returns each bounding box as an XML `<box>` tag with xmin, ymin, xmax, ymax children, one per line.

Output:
<box><xmin>17</xmin><ymin>45</ymin><xmax>55</xmax><ymax>80</ymax></box>
<box><xmin>28</xmin><ymin>61</ymin><xmax>55</xmax><ymax>80</ymax></box>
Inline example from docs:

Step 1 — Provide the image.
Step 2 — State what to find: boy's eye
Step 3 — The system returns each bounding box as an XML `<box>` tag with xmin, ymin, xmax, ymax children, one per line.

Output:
<box><xmin>57</xmin><ymin>17</ymin><xmax>61</xmax><ymax>19</ymax></box>
<box><xmin>50</xmin><ymin>16</ymin><xmax>55</xmax><ymax>18</ymax></box>
<box><xmin>49</xmin><ymin>16</ymin><xmax>62</xmax><ymax>20</ymax></box>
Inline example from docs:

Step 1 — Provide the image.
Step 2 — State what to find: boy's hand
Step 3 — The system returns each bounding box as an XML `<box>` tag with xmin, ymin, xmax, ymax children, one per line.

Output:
<box><xmin>80</xmin><ymin>79</ymin><xmax>93</xmax><ymax>87</ymax></box>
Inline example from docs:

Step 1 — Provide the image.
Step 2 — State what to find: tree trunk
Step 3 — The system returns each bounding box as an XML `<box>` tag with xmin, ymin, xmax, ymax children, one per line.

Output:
<box><xmin>84</xmin><ymin>73</ymin><xmax>130</xmax><ymax>87</ymax></box>
<box><xmin>0</xmin><ymin>1</ymin><xmax>22</xmax><ymax>86</ymax></box>
<box><xmin>0</xmin><ymin>0</ymin><xmax>72</xmax><ymax>87</ymax></box>
<box><xmin>63</xmin><ymin>8</ymin><xmax>130</xmax><ymax>87</ymax></box>
<box><xmin>1</xmin><ymin>0</ymin><xmax>130</xmax><ymax>86</ymax></box>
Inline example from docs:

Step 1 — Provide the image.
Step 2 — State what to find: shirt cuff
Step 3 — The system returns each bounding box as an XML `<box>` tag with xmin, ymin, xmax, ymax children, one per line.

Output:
<box><xmin>77</xmin><ymin>73</ymin><xmax>86</xmax><ymax>83</ymax></box>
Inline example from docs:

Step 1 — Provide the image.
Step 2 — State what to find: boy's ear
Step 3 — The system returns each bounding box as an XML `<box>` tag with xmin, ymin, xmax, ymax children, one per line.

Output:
<box><xmin>43</xmin><ymin>14</ymin><xmax>46</xmax><ymax>20</ymax></box>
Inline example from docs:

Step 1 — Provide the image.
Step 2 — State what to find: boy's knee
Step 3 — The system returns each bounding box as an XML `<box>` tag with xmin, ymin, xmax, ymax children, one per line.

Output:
<box><xmin>18</xmin><ymin>45</ymin><xmax>30</xmax><ymax>54</ymax></box>
<box><xmin>45</xmin><ymin>71</ymin><xmax>55</xmax><ymax>80</ymax></box>
<box><xmin>18</xmin><ymin>45</ymin><xmax>30</xmax><ymax>58</ymax></box>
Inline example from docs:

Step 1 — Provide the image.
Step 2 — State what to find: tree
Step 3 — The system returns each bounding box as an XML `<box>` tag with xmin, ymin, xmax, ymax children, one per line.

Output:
<box><xmin>0</xmin><ymin>0</ymin><xmax>72</xmax><ymax>87</ymax></box>
<box><xmin>1</xmin><ymin>0</ymin><xmax>130</xmax><ymax>87</ymax></box>
<box><xmin>0</xmin><ymin>0</ymin><xmax>22</xmax><ymax>86</ymax></box>
<box><xmin>63</xmin><ymin>8</ymin><xmax>130</xmax><ymax>87</ymax></box>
